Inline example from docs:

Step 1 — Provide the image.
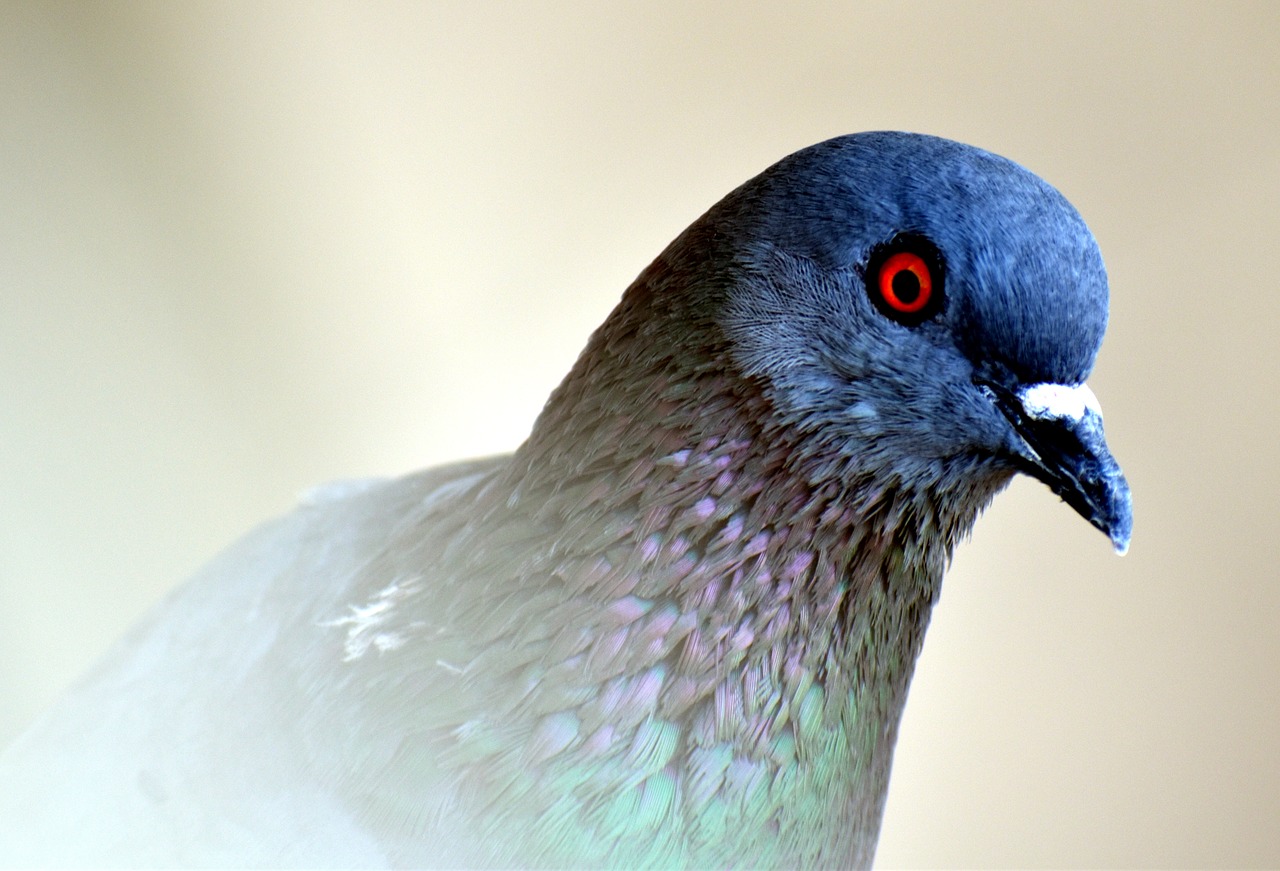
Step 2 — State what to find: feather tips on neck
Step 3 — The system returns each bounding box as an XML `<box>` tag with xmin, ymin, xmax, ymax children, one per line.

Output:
<box><xmin>423</xmin><ymin>292</ymin><xmax>1011</xmax><ymax>865</ymax></box>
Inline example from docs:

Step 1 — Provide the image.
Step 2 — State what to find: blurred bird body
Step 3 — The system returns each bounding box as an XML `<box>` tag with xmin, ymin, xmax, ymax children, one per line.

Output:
<box><xmin>0</xmin><ymin>133</ymin><xmax>1130</xmax><ymax>868</ymax></box>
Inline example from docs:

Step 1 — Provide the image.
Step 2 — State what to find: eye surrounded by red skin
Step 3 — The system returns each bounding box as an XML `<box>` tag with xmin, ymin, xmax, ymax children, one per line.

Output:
<box><xmin>866</xmin><ymin>235</ymin><xmax>945</xmax><ymax>325</ymax></box>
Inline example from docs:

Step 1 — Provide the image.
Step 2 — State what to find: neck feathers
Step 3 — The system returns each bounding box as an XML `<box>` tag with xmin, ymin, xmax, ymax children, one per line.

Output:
<box><xmin>445</xmin><ymin>307</ymin><xmax>1008</xmax><ymax>865</ymax></box>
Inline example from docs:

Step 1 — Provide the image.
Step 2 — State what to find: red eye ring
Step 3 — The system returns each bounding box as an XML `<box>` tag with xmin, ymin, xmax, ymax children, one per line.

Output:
<box><xmin>877</xmin><ymin>251</ymin><xmax>933</xmax><ymax>314</ymax></box>
<box><xmin>865</xmin><ymin>233</ymin><xmax>945</xmax><ymax>326</ymax></box>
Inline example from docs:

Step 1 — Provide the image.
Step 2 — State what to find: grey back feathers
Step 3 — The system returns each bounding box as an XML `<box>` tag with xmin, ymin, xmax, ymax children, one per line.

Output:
<box><xmin>0</xmin><ymin>132</ymin><xmax>1130</xmax><ymax>868</ymax></box>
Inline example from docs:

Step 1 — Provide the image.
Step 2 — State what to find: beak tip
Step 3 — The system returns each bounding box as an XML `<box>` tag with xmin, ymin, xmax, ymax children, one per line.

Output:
<box><xmin>1103</xmin><ymin>478</ymin><xmax>1133</xmax><ymax>556</ymax></box>
<box><xmin>1111</xmin><ymin>532</ymin><xmax>1130</xmax><ymax>557</ymax></box>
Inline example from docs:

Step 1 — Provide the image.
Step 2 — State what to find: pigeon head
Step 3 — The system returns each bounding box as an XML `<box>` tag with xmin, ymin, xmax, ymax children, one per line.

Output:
<box><xmin>587</xmin><ymin>131</ymin><xmax>1131</xmax><ymax>553</ymax></box>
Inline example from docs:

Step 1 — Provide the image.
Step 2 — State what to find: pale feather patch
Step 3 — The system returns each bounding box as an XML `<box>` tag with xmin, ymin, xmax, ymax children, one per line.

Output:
<box><xmin>296</xmin><ymin>477</ymin><xmax>387</xmax><ymax>507</ymax></box>
<box><xmin>320</xmin><ymin>577</ymin><xmax>422</xmax><ymax>661</ymax></box>
<box><xmin>1019</xmin><ymin>382</ymin><xmax>1102</xmax><ymax>423</ymax></box>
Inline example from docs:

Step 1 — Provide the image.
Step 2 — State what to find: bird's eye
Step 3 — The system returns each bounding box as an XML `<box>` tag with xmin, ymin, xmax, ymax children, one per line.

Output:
<box><xmin>865</xmin><ymin>235</ymin><xmax>945</xmax><ymax>326</ymax></box>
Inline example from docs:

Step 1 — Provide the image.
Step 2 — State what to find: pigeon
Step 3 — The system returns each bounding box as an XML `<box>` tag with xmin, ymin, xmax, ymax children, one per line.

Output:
<box><xmin>0</xmin><ymin>132</ymin><xmax>1131</xmax><ymax>869</ymax></box>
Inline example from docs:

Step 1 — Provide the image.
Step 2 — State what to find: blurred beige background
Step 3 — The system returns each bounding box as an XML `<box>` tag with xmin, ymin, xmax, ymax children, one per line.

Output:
<box><xmin>0</xmin><ymin>1</ymin><xmax>1276</xmax><ymax>867</ymax></box>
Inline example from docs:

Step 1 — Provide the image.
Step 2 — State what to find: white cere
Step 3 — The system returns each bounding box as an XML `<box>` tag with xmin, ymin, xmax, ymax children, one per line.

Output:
<box><xmin>1019</xmin><ymin>382</ymin><xmax>1102</xmax><ymax>424</ymax></box>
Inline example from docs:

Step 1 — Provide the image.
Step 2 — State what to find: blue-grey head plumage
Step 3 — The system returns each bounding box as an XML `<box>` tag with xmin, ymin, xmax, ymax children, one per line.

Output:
<box><xmin>701</xmin><ymin>132</ymin><xmax>1130</xmax><ymax>552</ymax></box>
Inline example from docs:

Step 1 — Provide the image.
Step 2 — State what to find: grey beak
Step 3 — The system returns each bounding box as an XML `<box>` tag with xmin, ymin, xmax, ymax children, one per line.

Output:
<box><xmin>983</xmin><ymin>380</ymin><xmax>1133</xmax><ymax>554</ymax></box>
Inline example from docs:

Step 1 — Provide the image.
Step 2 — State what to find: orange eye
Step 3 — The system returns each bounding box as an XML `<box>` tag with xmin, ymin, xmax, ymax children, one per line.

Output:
<box><xmin>866</xmin><ymin>235</ymin><xmax>944</xmax><ymax>325</ymax></box>
<box><xmin>878</xmin><ymin>252</ymin><xmax>932</xmax><ymax>314</ymax></box>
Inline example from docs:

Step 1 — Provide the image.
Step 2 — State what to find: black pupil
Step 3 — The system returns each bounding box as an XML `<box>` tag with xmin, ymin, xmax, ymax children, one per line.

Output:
<box><xmin>891</xmin><ymin>268</ymin><xmax>921</xmax><ymax>304</ymax></box>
